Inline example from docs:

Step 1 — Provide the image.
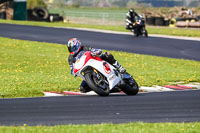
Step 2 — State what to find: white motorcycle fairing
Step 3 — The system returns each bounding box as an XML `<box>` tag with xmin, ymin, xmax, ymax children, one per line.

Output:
<box><xmin>73</xmin><ymin>52</ymin><xmax>122</xmax><ymax>90</ymax></box>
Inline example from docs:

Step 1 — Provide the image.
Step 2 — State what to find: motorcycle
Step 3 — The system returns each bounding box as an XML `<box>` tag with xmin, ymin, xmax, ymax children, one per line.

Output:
<box><xmin>127</xmin><ymin>16</ymin><xmax>148</xmax><ymax>37</ymax></box>
<box><xmin>73</xmin><ymin>51</ymin><xmax>139</xmax><ymax>96</ymax></box>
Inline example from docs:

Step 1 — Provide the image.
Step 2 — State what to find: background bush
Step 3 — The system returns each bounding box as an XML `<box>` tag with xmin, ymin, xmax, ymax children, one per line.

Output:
<box><xmin>27</xmin><ymin>0</ymin><xmax>47</xmax><ymax>9</ymax></box>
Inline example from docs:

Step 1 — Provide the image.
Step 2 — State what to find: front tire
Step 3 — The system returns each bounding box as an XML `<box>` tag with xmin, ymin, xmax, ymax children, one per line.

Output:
<box><xmin>144</xmin><ymin>29</ymin><xmax>148</xmax><ymax>37</ymax></box>
<box><xmin>133</xmin><ymin>32</ymin><xmax>139</xmax><ymax>37</ymax></box>
<box><xmin>85</xmin><ymin>73</ymin><xmax>109</xmax><ymax>96</ymax></box>
<box><xmin>120</xmin><ymin>78</ymin><xmax>139</xmax><ymax>95</ymax></box>
<box><xmin>141</xmin><ymin>27</ymin><xmax>148</xmax><ymax>37</ymax></box>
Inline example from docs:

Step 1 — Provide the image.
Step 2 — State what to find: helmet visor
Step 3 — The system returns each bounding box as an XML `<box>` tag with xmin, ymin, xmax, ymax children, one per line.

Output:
<box><xmin>68</xmin><ymin>45</ymin><xmax>78</xmax><ymax>53</ymax></box>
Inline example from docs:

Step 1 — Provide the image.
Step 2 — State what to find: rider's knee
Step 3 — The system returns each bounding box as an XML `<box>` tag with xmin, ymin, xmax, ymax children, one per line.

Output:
<box><xmin>105</xmin><ymin>52</ymin><xmax>112</xmax><ymax>56</ymax></box>
<box><xmin>104</xmin><ymin>52</ymin><xmax>114</xmax><ymax>59</ymax></box>
<box><xmin>102</xmin><ymin>52</ymin><xmax>116</xmax><ymax>64</ymax></box>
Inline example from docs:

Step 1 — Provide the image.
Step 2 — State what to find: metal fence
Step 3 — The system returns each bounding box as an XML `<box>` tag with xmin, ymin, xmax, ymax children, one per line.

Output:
<box><xmin>63</xmin><ymin>11</ymin><xmax>126</xmax><ymax>25</ymax></box>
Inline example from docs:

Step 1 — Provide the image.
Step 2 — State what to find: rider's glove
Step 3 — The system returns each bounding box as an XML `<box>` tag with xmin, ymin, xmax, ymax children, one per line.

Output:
<box><xmin>70</xmin><ymin>65</ymin><xmax>76</xmax><ymax>77</ymax></box>
<box><xmin>91</xmin><ymin>48</ymin><xmax>102</xmax><ymax>56</ymax></box>
<box><xmin>71</xmin><ymin>69</ymin><xmax>76</xmax><ymax>77</ymax></box>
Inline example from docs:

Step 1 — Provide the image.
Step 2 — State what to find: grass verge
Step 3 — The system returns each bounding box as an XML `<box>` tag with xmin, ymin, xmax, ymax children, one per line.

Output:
<box><xmin>0</xmin><ymin>37</ymin><xmax>200</xmax><ymax>98</ymax></box>
<box><xmin>0</xmin><ymin>122</ymin><xmax>200</xmax><ymax>133</ymax></box>
<box><xmin>0</xmin><ymin>19</ymin><xmax>200</xmax><ymax>37</ymax></box>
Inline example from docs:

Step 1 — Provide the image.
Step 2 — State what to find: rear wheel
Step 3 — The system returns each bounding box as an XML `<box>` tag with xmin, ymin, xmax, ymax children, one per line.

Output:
<box><xmin>85</xmin><ymin>72</ymin><xmax>109</xmax><ymax>96</ymax></box>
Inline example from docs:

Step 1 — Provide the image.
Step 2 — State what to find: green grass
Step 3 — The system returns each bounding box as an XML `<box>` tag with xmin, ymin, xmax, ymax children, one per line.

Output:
<box><xmin>0</xmin><ymin>122</ymin><xmax>200</xmax><ymax>133</ymax></box>
<box><xmin>0</xmin><ymin>37</ymin><xmax>200</xmax><ymax>98</ymax></box>
<box><xmin>0</xmin><ymin>19</ymin><xmax>200</xmax><ymax>37</ymax></box>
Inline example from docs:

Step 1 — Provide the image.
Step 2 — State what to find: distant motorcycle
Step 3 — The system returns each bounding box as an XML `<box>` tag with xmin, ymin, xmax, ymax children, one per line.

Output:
<box><xmin>127</xmin><ymin>16</ymin><xmax>148</xmax><ymax>37</ymax></box>
<box><xmin>73</xmin><ymin>51</ymin><xmax>139</xmax><ymax>96</ymax></box>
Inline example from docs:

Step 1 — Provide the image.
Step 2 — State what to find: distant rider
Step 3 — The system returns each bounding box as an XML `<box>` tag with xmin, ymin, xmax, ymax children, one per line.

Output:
<box><xmin>67</xmin><ymin>38</ymin><xmax>126</xmax><ymax>93</ymax></box>
<box><xmin>126</xmin><ymin>8</ymin><xmax>140</xmax><ymax>30</ymax></box>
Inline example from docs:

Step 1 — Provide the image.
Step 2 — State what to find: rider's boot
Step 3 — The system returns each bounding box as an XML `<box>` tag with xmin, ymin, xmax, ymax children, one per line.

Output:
<box><xmin>80</xmin><ymin>80</ymin><xmax>91</xmax><ymax>93</ymax></box>
<box><xmin>113</xmin><ymin>61</ymin><xmax>126</xmax><ymax>73</ymax></box>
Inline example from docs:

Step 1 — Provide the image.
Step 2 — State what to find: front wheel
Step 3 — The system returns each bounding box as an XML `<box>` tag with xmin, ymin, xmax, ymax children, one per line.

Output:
<box><xmin>144</xmin><ymin>29</ymin><xmax>148</xmax><ymax>37</ymax></box>
<box><xmin>120</xmin><ymin>78</ymin><xmax>139</xmax><ymax>95</ymax></box>
<box><xmin>85</xmin><ymin>73</ymin><xmax>109</xmax><ymax>96</ymax></box>
<box><xmin>131</xmin><ymin>29</ymin><xmax>139</xmax><ymax>37</ymax></box>
<box><xmin>142</xmin><ymin>28</ymin><xmax>148</xmax><ymax>37</ymax></box>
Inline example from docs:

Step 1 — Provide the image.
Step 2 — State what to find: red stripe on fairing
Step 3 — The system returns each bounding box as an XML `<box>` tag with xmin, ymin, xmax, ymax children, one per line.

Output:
<box><xmin>164</xmin><ymin>85</ymin><xmax>187</xmax><ymax>90</ymax></box>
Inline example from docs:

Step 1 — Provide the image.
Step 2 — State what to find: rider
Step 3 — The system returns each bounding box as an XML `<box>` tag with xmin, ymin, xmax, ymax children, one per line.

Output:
<box><xmin>67</xmin><ymin>38</ymin><xmax>126</xmax><ymax>93</ymax></box>
<box><xmin>126</xmin><ymin>8</ymin><xmax>140</xmax><ymax>30</ymax></box>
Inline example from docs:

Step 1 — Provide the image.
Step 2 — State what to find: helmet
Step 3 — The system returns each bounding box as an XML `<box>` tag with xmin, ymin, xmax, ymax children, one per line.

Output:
<box><xmin>67</xmin><ymin>38</ymin><xmax>82</xmax><ymax>55</ymax></box>
<box><xmin>129</xmin><ymin>8</ymin><xmax>134</xmax><ymax>13</ymax></box>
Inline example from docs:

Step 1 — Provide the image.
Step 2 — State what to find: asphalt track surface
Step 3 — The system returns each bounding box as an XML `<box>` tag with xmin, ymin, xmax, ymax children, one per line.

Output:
<box><xmin>0</xmin><ymin>23</ymin><xmax>200</xmax><ymax>61</ymax></box>
<box><xmin>0</xmin><ymin>90</ymin><xmax>200</xmax><ymax>126</ymax></box>
<box><xmin>0</xmin><ymin>23</ymin><xmax>200</xmax><ymax>125</ymax></box>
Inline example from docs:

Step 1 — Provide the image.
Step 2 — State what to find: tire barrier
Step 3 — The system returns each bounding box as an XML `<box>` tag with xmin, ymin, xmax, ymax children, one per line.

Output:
<box><xmin>27</xmin><ymin>7</ymin><xmax>63</xmax><ymax>22</ymax></box>
<box><xmin>175</xmin><ymin>17</ymin><xmax>200</xmax><ymax>28</ymax></box>
<box><xmin>146</xmin><ymin>17</ymin><xmax>169</xmax><ymax>26</ymax></box>
<box><xmin>175</xmin><ymin>17</ymin><xmax>186</xmax><ymax>22</ymax></box>
<box><xmin>169</xmin><ymin>19</ymin><xmax>176</xmax><ymax>27</ymax></box>
<box><xmin>176</xmin><ymin>17</ymin><xmax>198</xmax><ymax>22</ymax></box>
<box><xmin>164</xmin><ymin>20</ymin><xmax>170</xmax><ymax>26</ymax></box>
<box><xmin>33</xmin><ymin>7</ymin><xmax>49</xmax><ymax>20</ymax></box>
<box><xmin>198</xmin><ymin>16</ymin><xmax>200</xmax><ymax>21</ymax></box>
<box><xmin>155</xmin><ymin>17</ymin><xmax>165</xmax><ymax>26</ymax></box>
<box><xmin>49</xmin><ymin>13</ymin><xmax>63</xmax><ymax>22</ymax></box>
<box><xmin>27</xmin><ymin>8</ymin><xmax>49</xmax><ymax>21</ymax></box>
<box><xmin>176</xmin><ymin>21</ymin><xmax>200</xmax><ymax>28</ymax></box>
<box><xmin>146</xmin><ymin>17</ymin><xmax>155</xmax><ymax>25</ymax></box>
<box><xmin>0</xmin><ymin>11</ymin><xmax>6</xmax><ymax>19</ymax></box>
<box><xmin>146</xmin><ymin>16</ymin><xmax>199</xmax><ymax>27</ymax></box>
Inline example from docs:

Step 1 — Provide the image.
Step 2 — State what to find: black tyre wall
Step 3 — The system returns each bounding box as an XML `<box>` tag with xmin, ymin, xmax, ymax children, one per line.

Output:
<box><xmin>146</xmin><ymin>17</ymin><xmax>155</xmax><ymax>25</ymax></box>
<box><xmin>155</xmin><ymin>17</ymin><xmax>165</xmax><ymax>26</ymax></box>
<box><xmin>85</xmin><ymin>73</ymin><xmax>109</xmax><ymax>96</ymax></box>
<box><xmin>27</xmin><ymin>8</ymin><xmax>49</xmax><ymax>21</ymax></box>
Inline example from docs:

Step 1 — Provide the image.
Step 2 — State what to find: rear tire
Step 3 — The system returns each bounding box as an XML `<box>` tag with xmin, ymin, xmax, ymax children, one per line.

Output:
<box><xmin>85</xmin><ymin>73</ymin><xmax>109</xmax><ymax>96</ymax></box>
